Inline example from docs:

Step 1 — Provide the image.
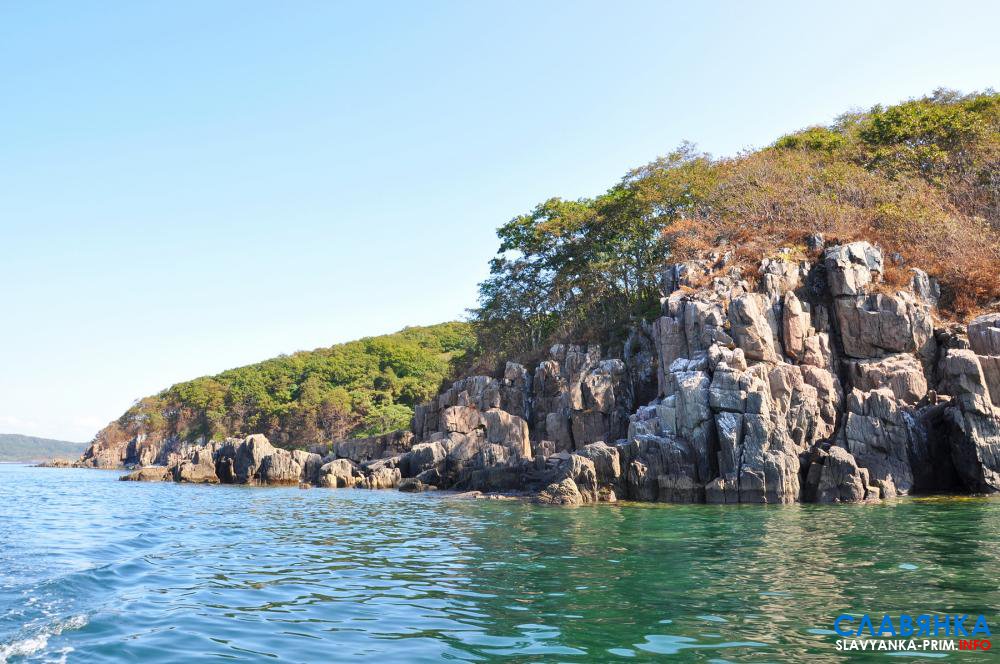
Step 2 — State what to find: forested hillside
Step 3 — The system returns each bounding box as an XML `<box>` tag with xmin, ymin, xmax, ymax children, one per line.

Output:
<box><xmin>473</xmin><ymin>89</ymin><xmax>999</xmax><ymax>361</ymax></box>
<box><xmin>0</xmin><ymin>434</ymin><xmax>87</xmax><ymax>462</ymax></box>
<box><xmin>96</xmin><ymin>323</ymin><xmax>476</xmax><ymax>449</ymax></box>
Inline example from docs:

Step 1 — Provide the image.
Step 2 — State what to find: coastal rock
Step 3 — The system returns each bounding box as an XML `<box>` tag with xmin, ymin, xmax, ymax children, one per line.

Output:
<box><xmin>401</xmin><ymin>441</ymin><xmax>447</xmax><ymax>478</ymax></box>
<box><xmin>969</xmin><ymin>313</ymin><xmax>1000</xmax><ymax>408</ymax></box>
<box><xmin>358</xmin><ymin>458</ymin><xmax>402</xmax><ymax>489</ymax></box>
<box><xmin>833</xmin><ymin>292</ymin><xmax>933</xmax><ymax>359</ymax></box>
<box><xmin>440</xmin><ymin>406</ymin><xmax>486</xmax><ymax>434</ymax></box>
<box><xmin>938</xmin><ymin>349</ymin><xmax>1000</xmax><ymax>493</ymax></box>
<box><xmin>94</xmin><ymin>241</ymin><xmax>1000</xmax><ymax>506</ymax></box>
<box><xmin>229</xmin><ymin>434</ymin><xmax>275</xmax><ymax>484</ymax></box>
<box><xmin>500</xmin><ymin>362</ymin><xmax>532</xmax><ymax>422</ymax></box>
<box><xmin>575</xmin><ymin>441</ymin><xmax>621</xmax><ymax>487</ymax></box>
<box><xmin>482</xmin><ymin>408</ymin><xmax>531</xmax><ymax>459</ymax></box>
<box><xmin>841</xmin><ymin>388</ymin><xmax>914</xmax><ymax>496</ymax></box>
<box><xmin>803</xmin><ymin>446</ymin><xmax>879</xmax><ymax>503</ymax></box>
<box><xmin>258</xmin><ymin>450</ymin><xmax>303</xmax><ymax>485</ymax></box>
<box><xmin>535</xmin><ymin>478</ymin><xmax>584</xmax><ymax>505</ymax></box>
<box><xmin>824</xmin><ymin>242</ymin><xmax>883</xmax><ymax>296</ymax></box>
<box><xmin>120</xmin><ymin>466</ymin><xmax>171</xmax><ymax>482</ymax></box>
<box><xmin>329</xmin><ymin>430</ymin><xmax>414</xmax><ymax>464</ymax></box>
<box><xmin>398</xmin><ymin>477</ymin><xmax>435</xmax><ymax>492</ymax></box>
<box><xmin>728</xmin><ymin>294</ymin><xmax>779</xmax><ymax>363</ymax></box>
<box><xmin>846</xmin><ymin>354</ymin><xmax>928</xmax><ymax>404</ymax></box>
<box><xmin>173</xmin><ymin>450</ymin><xmax>220</xmax><ymax>484</ymax></box>
<box><xmin>317</xmin><ymin>459</ymin><xmax>357</xmax><ymax>488</ymax></box>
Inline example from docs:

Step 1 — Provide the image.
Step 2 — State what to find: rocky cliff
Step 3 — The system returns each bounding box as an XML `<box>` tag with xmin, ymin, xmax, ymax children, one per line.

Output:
<box><xmin>106</xmin><ymin>239</ymin><xmax>1000</xmax><ymax>505</ymax></box>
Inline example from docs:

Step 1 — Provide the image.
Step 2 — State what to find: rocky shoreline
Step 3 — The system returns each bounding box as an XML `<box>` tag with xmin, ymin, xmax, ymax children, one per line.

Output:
<box><xmin>78</xmin><ymin>240</ymin><xmax>1000</xmax><ymax>505</ymax></box>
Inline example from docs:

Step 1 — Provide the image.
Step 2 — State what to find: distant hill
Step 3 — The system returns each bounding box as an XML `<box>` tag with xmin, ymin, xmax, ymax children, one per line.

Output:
<box><xmin>0</xmin><ymin>434</ymin><xmax>88</xmax><ymax>462</ymax></box>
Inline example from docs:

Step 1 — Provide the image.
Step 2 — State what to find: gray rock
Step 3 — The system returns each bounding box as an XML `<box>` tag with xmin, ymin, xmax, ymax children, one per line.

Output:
<box><xmin>575</xmin><ymin>441</ymin><xmax>621</xmax><ymax>486</ymax></box>
<box><xmin>728</xmin><ymin>294</ymin><xmax>779</xmax><ymax>363</ymax></box>
<box><xmin>535</xmin><ymin>478</ymin><xmax>584</xmax><ymax>505</ymax></box>
<box><xmin>173</xmin><ymin>449</ymin><xmax>220</xmax><ymax>484</ymax></box>
<box><xmin>398</xmin><ymin>477</ymin><xmax>436</xmax><ymax>492</ymax></box>
<box><xmin>119</xmin><ymin>466</ymin><xmax>171</xmax><ymax>482</ymax></box>
<box><xmin>841</xmin><ymin>388</ymin><xmax>914</xmax><ymax>495</ymax></box>
<box><xmin>358</xmin><ymin>458</ymin><xmax>402</xmax><ymax>489</ymax></box>
<box><xmin>258</xmin><ymin>450</ymin><xmax>303</xmax><ymax>485</ymax></box>
<box><xmin>834</xmin><ymin>292</ymin><xmax>933</xmax><ymax>359</ymax></box>
<box><xmin>804</xmin><ymin>446</ymin><xmax>879</xmax><ymax>503</ymax></box>
<box><xmin>317</xmin><ymin>459</ymin><xmax>357</xmax><ymax>488</ymax></box>
<box><xmin>847</xmin><ymin>354</ymin><xmax>928</xmax><ymax>404</ymax></box>
<box><xmin>482</xmin><ymin>408</ymin><xmax>532</xmax><ymax>460</ymax></box>
<box><xmin>330</xmin><ymin>430</ymin><xmax>414</xmax><ymax>464</ymax></box>
<box><xmin>938</xmin><ymin>349</ymin><xmax>1000</xmax><ymax>493</ymax></box>
<box><xmin>824</xmin><ymin>242</ymin><xmax>883</xmax><ymax>296</ymax></box>
<box><xmin>402</xmin><ymin>441</ymin><xmax>447</xmax><ymax>478</ymax></box>
<box><xmin>439</xmin><ymin>406</ymin><xmax>485</xmax><ymax>434</ymax></box>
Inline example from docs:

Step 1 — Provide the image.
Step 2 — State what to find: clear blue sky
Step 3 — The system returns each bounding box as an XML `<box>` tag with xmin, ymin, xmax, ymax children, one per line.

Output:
<box><xmin>1</xmin><ymin>1</ymin><xmax>997</xmax><ymax>441</ymax></box>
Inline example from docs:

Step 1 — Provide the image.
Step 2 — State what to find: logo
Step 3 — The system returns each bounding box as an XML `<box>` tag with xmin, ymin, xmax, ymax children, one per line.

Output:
<box><xmin>832</xmin><ymin>614</ymin><xmax>991</xmax><ymax>653</ymax></box>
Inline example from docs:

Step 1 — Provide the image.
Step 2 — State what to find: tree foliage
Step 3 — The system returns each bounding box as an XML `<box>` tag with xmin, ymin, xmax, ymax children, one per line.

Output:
<box><xmin>113</xmin><ymin>322</ymin><xmax>476</xmax><ymax>448</ymax></box>
<box><xmin>475</xmin><ymin>90</ymin><xmax>1000</xmax><ymax>360</ymax></box>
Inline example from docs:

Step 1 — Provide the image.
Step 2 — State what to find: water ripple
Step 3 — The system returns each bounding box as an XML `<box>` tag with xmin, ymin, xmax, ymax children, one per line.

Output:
<box><xmin>1</xmin><ymin>465</ymin><xmax>999</xmax><ymax>662</ymax></box>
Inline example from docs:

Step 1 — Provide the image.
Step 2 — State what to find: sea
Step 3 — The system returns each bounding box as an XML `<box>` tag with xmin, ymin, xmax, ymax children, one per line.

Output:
<box><xmin>1</xmin><ymin>463</ymin><xmax>998</xmax><ymax>662</ymax></box>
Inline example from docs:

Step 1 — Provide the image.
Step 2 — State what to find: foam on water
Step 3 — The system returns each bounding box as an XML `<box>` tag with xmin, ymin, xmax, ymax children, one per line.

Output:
<box><xmin>0</xmin><ymin>616</ymin><xmax>86</xmax><ymax>663</ymax></box>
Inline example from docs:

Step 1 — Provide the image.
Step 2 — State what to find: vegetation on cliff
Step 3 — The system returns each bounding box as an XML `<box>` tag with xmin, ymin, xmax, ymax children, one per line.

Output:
<box><xmin>474</xmin><ymin>89</ymin><xmax>1000</xmax><ymax>361</ymax></box>
<box><xmin>98</xmin><ymin>323</ymin><xmax>476</xmax><ymax>449</ymax></box>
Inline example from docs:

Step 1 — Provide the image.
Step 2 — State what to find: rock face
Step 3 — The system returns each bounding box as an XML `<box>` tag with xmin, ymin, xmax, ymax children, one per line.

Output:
<box><xmin>123</xmin><ymin>434</ymin><xmax>343</xmax><ymax>488</ymax></box>
<box><xmin>102</xmin><ymin>239</ymin><xmax>1000</xmax><ymax>504</ymax></box>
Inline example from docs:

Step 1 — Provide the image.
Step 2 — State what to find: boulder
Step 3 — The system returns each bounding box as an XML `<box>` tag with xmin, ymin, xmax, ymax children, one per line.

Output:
<box><xmin>230</xmin><ymin>434</ymin><xmax>275</xmax><ymax>484</ymax></box>
<box><xmin>258</xmin><ymin>450</ymin><xmax>303</xmax><ymax>485</ymax></box>
<box><xmin>499</xmin><ymin>362</ymin><xmax>532</xmax><ymax>422</ymax></box>
<box><xmin>938</xmin><ymin>349</ymin><xmax>1000</xmax><ymax>493</ymax></box>
<box><xmin>969</xmin><ymin>313</ymin><xmax>1000</xmax><ymax>408</ymax></box>
<box><xmin>173</xmin><ymin>450</ymin><xmax>220</xmax><ymax>484</ymax></box>
<box><xmin>803</xmin><ymin>446</ymin><xmax>879</xmax><ymax>503</ymax></box>
<box><xmin>401</xmin><ymin>441</ymin><xmax>447</xmax><ymax>479</ymax></box>
<box><xmin>292</xmin><ymin>450</ymin><xmax>323</xmax><ymax>485</ymax></box>
<box><xmin>482</xmin><ymin>408</ymin><xmax>531</xmax><ymax>459</ymax></box>
<box><xmin>535</xmin><ymin>478</ymin><xmax>584</xmax><ymax>505</ymax></box>
<box><xmin>781</xmin><ymin>291</ymin><xmax>810</xmax><ymax>362</ymax></box>
<box><xmin>359</xmin><ymin>458</ymin><xmax>402</xmax><ymax>489</ymax></box>
<box><xmin>824</xmin><ymin>242</ymin><xmax>883</xmax><ymax>296</ymax></box>
<box><xmin>317</xmin><ymin>459</ymin><xmax>357</xmax><ymax>488</ymax></box>
<box><xmin>969</xmin><ymin>313</ymin><xmax>1000</xmax><ymax>356</ymax></box>
<box><xmin>440</xmin><ymin>406</ymin><xmax>485</xmax><ymax>434</ymax></box>
<box><xmin>119</xmin><ymin>466</ymin><xmax>171</xmax><ymax>482</ymax></box>
<box><xmin>575</xmin><ymin>442</ymin><xmax>621</xmax><ymax>486</ymax></box>
<box><xmin>398</xmin><ymin>478</ymin><xmax>436</xmax><ymax>492</ymax></box>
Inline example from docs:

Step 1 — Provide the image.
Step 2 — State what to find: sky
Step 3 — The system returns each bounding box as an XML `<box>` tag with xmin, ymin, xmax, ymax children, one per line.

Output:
<box><xmin>1</xmin><ymin>0</ymin><xmax>998</xmax><ymax>441</ymax></box>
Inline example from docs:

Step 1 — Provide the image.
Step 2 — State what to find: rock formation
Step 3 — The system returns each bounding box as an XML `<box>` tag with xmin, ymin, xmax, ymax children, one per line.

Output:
<box><xmin>99</xmin><ymin>240</ymin><xmax>1000</xmax><ymax>505</ymax></box>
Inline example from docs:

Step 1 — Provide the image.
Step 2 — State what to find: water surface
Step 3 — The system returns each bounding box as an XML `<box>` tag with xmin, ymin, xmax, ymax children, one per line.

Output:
<box><xmin>1</xmin><ymin>464</ymin><xmax>998</xmax><ymax>662</ymax></box>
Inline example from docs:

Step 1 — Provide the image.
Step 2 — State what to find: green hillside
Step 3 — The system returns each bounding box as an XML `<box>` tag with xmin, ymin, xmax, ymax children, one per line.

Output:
<box><xmin>98</xmin><ymin>322</ymin><xmax>476</xmax><ymax>449</ymax></box>
<box><xmin>0</xmin><ymin>434</ymin><xmax>88</xmax><ymax>462</ymax></box>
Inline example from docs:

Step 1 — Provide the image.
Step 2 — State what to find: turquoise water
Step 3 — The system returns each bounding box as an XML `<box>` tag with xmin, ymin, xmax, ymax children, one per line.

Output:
<box><xmin>1</xmin><ymin>464</ymin><xmax>998</xmax><ymax>662</ymax></box>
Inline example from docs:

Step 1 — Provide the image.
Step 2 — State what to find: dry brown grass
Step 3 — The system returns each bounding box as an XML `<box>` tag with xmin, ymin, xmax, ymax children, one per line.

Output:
<box><xmin>662</xmin><ymin>149</ymin><xmax>1000</xmax><ymax>320</ymax></box>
